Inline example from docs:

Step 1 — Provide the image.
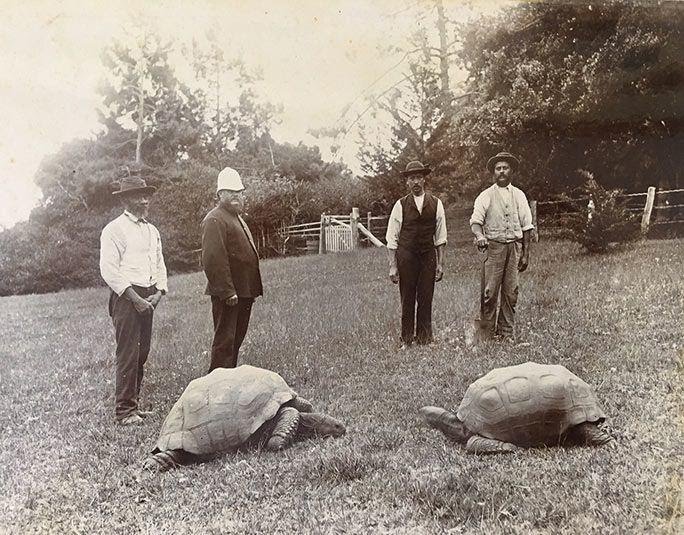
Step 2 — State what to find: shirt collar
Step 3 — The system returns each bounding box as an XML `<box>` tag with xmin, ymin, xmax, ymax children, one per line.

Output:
<box><xmin>412</xmin><ymin>192</ymin><xmax>425</xmax><ymax>201</ymax></box>
<box><xmin>494</xmin><ymin>183</ymin><xmax>512</xmax><ymax>192</ymax></box>
<box><xmin>124</xmin><ymin>210</ymin><xmax>147</xmax><ymax>224</ymax></box>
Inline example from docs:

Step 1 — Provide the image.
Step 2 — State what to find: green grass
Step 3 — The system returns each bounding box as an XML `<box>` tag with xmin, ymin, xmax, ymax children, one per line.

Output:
<box><xmin>1</xmin><ymin>239</ymin><xmax>682</xmax><ymax>534</ymax></box>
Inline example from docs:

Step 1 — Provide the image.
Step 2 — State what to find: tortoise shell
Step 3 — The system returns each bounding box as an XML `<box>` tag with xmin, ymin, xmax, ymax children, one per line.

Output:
<box><xmin>154</xmin><ymin>365</ymin><xmax>295</xmax><ymax>455</ymax></box>
<box><xmin>456</xmin><ymin>362</ymin><xmax>606</xmax><ymax>445</ymax></box>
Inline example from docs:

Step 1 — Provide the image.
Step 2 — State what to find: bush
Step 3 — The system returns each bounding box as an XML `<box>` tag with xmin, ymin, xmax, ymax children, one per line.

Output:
<box><xmin>568</xmin><ymin>175</ymin><xmax>641</xmax><ymax>253</ymax></box>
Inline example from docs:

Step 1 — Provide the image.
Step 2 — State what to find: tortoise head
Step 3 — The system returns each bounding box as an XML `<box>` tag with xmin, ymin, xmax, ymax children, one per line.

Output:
<box><xmin>298</xmin><ymin>412</ymin><xmax>346</xmax><ymax>439</ymax></box>
<box><xmin>419</xmin><ymin>406</ymin><xmax>470</xmax><ymax>444</ymax></box>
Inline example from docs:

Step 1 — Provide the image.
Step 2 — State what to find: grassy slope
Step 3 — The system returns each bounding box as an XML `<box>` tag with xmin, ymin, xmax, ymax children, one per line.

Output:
<box><xmin>0</xmin><ymin>239</ymin><xmax>682</xmax><ymax>534</ymax></box>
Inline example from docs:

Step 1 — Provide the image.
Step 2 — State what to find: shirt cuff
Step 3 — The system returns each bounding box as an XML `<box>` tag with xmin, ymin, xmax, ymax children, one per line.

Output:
<box><xmin>521</xmin><ymin>224</ymin><xmax>535</xmax><ymax>231</ymax></box>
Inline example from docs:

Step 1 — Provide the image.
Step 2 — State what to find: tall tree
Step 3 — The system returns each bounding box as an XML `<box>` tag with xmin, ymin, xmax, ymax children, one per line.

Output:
<box><xmin>452</xmin><ymin>1</ymin><xmax>684</xmax><ymax>197</ymax></box>
<box><xmin>99</xmin><ymin>32</ymin><xmax>202</xmax><ymax>172</ymax></box>
<box><xmin>356</xmin><ymin>0</ymin><xmax>465</xmax><ymax>204</ymax></box>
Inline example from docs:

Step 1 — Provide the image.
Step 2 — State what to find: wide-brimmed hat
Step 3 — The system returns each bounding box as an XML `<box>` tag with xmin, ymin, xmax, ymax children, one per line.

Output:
<box><xmin>112</xmin><ymin>176</ymin><xmax>156</xmax><ymax>196</ymax></box>
<box><xmin>217</xmin><ymin>167</ymin><xmax>244</xmax><ymax>193</ymax></box>
<box><xmin>486</xmin><ymin>152</ymin><xmax>519</xmax><ymax>173</ymax></box>
<box><xmin>400</xmin><ymin>160</ymin><xmax>431</xmax><ymax>176</ymax></box>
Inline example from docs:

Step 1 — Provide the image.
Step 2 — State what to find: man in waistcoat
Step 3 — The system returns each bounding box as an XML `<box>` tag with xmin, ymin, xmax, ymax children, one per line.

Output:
<box><xmin>201</xmin><ymin>167</ymin><xmax>263</xmax><ymax>371</ymax></box>
<box><xmin>470</xmin><ymin>151</ymin><xmax>534</xmax><ymax>340</ymax></box>
<box><xmin>100</xmin><ymin>176</ymin><xmax>168</xmax><ymax>426</ymax></box>
<box><xmin>386</xmin><ymin>160</ymin><xmax>447</xmax><ymax>348</ymax></box>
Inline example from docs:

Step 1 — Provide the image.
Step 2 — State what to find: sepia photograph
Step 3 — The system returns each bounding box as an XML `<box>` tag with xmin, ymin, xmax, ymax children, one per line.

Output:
<box><xmin>0</xmin><ymin>0</ymin><xmax>682</xmax><ymax>533</ymax></box>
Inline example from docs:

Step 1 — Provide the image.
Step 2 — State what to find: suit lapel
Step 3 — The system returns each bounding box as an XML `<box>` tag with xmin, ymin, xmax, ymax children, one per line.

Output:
<box><xmin>237</xmin><ymin>215</ymin><xmax>258</xmax><ymax>255</ymax></box>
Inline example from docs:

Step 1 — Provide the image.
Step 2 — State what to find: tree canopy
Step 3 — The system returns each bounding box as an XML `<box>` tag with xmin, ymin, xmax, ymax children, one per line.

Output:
<box><xmin>1</xmin><ymin>1</ymin><xmax>682</xmax><ymax>295</ymax></box>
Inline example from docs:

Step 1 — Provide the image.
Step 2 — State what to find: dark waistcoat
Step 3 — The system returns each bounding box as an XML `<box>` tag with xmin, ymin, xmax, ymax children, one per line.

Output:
<box><xmin>398</xmin><ymin>193</ymin><xmax>437</xmax><ymax>253</ymax></box>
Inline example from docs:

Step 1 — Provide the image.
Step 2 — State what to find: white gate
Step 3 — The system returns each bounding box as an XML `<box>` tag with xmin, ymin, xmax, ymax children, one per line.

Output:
<box><xmin>277</xmin><ymin>208</ymin><xmax>384</xmax><ymax>255</ymax></box>
<box><xmin>325</xmin><ymin>224</ymin><xmax>352</xmax><ymax>252</ymax></box>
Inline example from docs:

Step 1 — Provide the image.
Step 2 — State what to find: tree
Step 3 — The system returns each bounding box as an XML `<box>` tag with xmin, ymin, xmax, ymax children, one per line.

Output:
<box><xmin>451</xmin><ymin>1</ymin><xmax>684</xmax><ymax>198</ymax></box>
<box><xmin>356</xmin><ymin>0</ymin><xmax>467</xmax><ymax>205</ymax></box>
<box><xmin>99</xmin><ymin>32</ymin><xmax>203</xmax><ymax>171</ymax></box>
<box><xmin>0</xmin><ymin>29</ymin><xmax>359</xmax><ymax>294</ymax></box>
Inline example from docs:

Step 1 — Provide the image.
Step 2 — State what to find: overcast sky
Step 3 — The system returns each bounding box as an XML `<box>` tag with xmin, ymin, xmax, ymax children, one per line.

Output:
<box><xmin>0</xmin><ymin>0</ymin><xmax>502</xmax><ymax>229</ymax></box>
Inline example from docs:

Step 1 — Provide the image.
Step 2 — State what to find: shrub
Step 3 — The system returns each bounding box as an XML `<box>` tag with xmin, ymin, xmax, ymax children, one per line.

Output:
<box><xmin>568</xmin><ymin>175</ymin><xmax>640</xmax><ymax>253</ymax></box>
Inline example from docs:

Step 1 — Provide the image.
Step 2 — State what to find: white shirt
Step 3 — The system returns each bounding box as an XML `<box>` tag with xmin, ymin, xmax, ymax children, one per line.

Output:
<box><xmin>100</xmin><ymin>211</ymin><xmax>168</xmax><ymax>296</ymax></box>
<box><xmin>385</xmin><ymin>193</ymin><xmax>447</xmax><ymax>250</ymax></box>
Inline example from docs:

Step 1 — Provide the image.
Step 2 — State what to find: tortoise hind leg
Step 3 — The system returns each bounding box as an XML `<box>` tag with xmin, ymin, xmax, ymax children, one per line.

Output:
<box><xmin>569</xmin><ymin>422</ymin><xmax>613</xmax><ymax>446</ymax></box>
<box><xmin>142</xmin><ymin>449</ymin><xmax>186</xmax><ymax>471</ymax></box>
<box><xmin>466</xmin><ymin>435</ymin><xmax>518</xmax><ymax>454</ymax></box>
<box><xmin>266</xmin><ymin>407</ymin><xmax>300</xmax><ymax>451</ymax></box>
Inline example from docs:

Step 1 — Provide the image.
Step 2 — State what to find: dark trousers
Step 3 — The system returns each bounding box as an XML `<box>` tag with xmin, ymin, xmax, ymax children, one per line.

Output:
<box><xmin>108</xmin><ymin>285</ymin><xmax>156</xmax><ymax>419</ymax></box>
<box><xmin>396</xmin><ymin>247</ymin><xmax>436</xmax><ymax>345</ymax></box>
<box><xmin>209</xmin><ymin>296</ymin><xmax>254</xmax><ymax>371</ymax></box>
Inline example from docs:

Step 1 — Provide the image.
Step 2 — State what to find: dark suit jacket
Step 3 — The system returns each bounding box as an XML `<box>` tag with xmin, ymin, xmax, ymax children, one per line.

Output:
<box><xmin>201</xmin><ymin>205</ymin><xmax>263</xmax><ymax>300</ymax></box>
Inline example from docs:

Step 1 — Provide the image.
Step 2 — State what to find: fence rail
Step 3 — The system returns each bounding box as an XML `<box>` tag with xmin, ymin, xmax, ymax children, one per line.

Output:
<box><xmin>273</xmin><ymin>186</ymin><xmax>682</xmax><ymax>256</ymax></box>
<box><xmin>535</xmin><ymin>186</ymin><xmax>683</xmax><ymax>237</ymax></box>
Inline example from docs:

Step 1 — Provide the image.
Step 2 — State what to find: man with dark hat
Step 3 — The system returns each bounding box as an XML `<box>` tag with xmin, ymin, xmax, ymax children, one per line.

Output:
<box><xmin>100</xmin><ymin>176</ymin><xmax>168</xmax><ymax>425</ymax></box>
<box><xmin>386</xmin><ymin>160</ymin><xmax>447</xmax><ymax>348</ymax></box>
<box><xmin>470</xmin><ymin>151</ymin><xmax>534</xmax><ymax>340</ymax></box>
<box><xmin>201</xmin><ymin>167</ymin><xmax>263</xmax><ymax>372</ymax></box>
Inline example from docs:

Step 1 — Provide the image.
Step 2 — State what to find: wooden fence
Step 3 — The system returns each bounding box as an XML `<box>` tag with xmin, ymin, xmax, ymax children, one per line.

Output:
<box><xmin>275</xmin><ymin>186</ymin><xmax>683</xmax><ymax>255</ymax></box>
<box><xmin>534</xmin><ymin>187</ymin><xmax>684</xmax><ymax>239</ymax></box>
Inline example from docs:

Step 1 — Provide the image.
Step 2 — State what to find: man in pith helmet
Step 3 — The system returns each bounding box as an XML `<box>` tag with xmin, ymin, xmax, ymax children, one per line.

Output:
<box><xmin>469</xmin><ymin>151</ymin><xmax>534</xmax><ymax>340</ymax></box>
<box><xmin>100</xmin><ymin>176</ymin><xmax>168</xmax><ymax>426</ymax></box>
<box><xmin>201</xmin><ymin>167</ymin><xmax>263</xmax><ymax>371</ymax></box>
<box><xmin>386</xmin><ymin>160</ymin><xmax>447</xmax><ymax>348</ymax></box>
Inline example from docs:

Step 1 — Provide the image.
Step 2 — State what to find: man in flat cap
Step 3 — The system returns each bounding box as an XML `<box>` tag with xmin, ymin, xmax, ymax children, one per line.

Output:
<box><xmin>470</xmin><ymin>151</ymin><xmax>534</xmax><ymax>340</ymax></box>
<box><xmin>386</xmin><ymin>160</ymin><xmax>447</xmax><ymax>348</ymax></box>
<box><xmin>201</xmin><ymin>167</ymin><xmax>262</xmax><ymax>371</ymax></box>
<box><xmin>100</xmin><ymin>176</ymin><xmax>168</xmax><ymax>425</ymax></box>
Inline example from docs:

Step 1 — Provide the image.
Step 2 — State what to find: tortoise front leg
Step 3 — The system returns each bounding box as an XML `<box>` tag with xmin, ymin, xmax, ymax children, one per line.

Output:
<box><xmin>569</xmin><ymin>422</ymin><xmax>613</xmax><ymax>446</ymax></box>
<box><xmin>266</xmin><ymin>407</ymin><xmax>300</xmax><ymax>451</ymax></box>
<box><xmin>466</xmin><ymin>435</ymin><xmax>518</xmax><ymax>454</ymax></box>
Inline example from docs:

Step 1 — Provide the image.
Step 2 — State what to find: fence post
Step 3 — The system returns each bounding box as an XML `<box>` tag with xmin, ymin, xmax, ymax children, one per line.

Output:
<box><xmin>641</xmin><ymin>186</ymin><xmax>656</xmax><ymax>234</ymax></box>
<box><xmin>319</xmin><ymin>214</ymin><xmax>327</xmax><ymax>254</ymax></box>
<box><xmin>530</xmin><ymin>200</ymin><xmax>539</xmax><ymax>242</ymax></box>
<box><xmin>367</xmin><ymin>211</ymin><xmax>372</xmax><ymax>236</ymax></box>
<box><xmin>350</xmin><ymin>207</ymin><xmax>359</xmax><ymax>250</ymax></box>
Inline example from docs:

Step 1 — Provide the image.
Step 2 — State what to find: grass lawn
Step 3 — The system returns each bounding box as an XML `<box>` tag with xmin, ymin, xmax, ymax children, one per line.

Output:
<box><xmin>0</xmin><ymin>238</ymin><xmax>682</xmax><ymax>534</ymax></box>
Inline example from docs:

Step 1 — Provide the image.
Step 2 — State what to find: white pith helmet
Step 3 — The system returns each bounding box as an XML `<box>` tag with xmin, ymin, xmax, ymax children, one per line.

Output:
<box><xmin>216</xmin><ymin>167</ymin><xmax>244</xmax><ymax>193</ymax></box>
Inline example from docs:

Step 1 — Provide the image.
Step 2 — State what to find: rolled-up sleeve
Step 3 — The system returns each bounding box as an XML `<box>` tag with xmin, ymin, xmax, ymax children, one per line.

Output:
<box><xmin>469</xmin><ymin>190</ymin><xmax>489</xmax><ymax>227</ymax></box>
<box><xmin>434</xmin><ymin>199</ymin><xmax>447</xmax><ymax>246</ymax></box>
<box><xmin>154</xmin><ymin>229</ymin><xmax>168</xmax><ymax>293</ymax></box>
<box><xmin>517</xmin><ymin>190</ymin><xmax>534</xmax><ymax>231</ymax></box>
<box><xmin>99</xmin><ymin>227</ymin><xmax>129</xmax><ymax>296</ymax></box>
<box><xmin>385</xmin><ymin>201</ymin><xmax>403</xmax><ymax>250</ymax></box>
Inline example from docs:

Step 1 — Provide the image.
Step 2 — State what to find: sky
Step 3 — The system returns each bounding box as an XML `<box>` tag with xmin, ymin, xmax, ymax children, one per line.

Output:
<box><xmin>0</xmin><ymin>0</ymin><xmax>502</xmax><ymax>229</ymax></box>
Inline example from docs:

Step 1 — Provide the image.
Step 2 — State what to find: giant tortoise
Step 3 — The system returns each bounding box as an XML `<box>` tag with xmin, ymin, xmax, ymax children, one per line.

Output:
<box><xmin>143</xmin><ymin>365</ymin><xmax>345</xmax><ymax>470</ymax></box>
<box><xmin>420</xmin><ymin>361</ymin><xmax>612</xmax><ymax>453</ymax></box>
